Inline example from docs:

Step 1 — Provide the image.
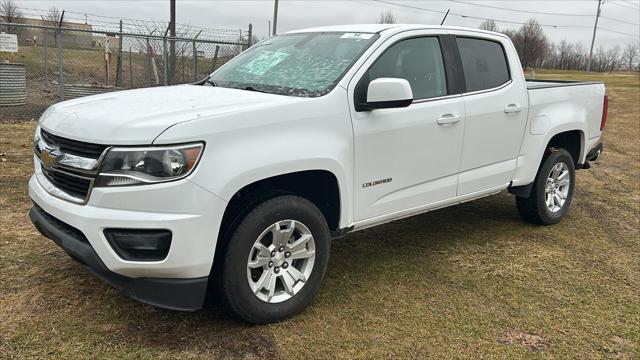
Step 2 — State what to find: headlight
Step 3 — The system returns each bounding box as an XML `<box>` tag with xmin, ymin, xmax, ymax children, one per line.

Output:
<box><xmin>95</xmin><ymin>143</ymin><xmax>204</xmax><ymax>187</ymax></box>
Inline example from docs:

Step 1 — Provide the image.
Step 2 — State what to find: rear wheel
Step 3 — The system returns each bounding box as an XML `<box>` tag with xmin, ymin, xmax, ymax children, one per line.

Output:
<box><xmin>516</xmin><ymin>148</ymin><xmax>575</xmax><ymax>225</ymax></box>
<box><xmin>218</xmin><ymin>195</ymin><xmax>330</xmax><ymax>324</ymax></box>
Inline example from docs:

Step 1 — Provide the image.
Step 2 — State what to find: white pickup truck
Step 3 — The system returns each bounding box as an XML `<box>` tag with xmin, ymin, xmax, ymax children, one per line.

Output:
<box><xmin>29</xmin><ymin>24</ymin><xmax>607</xmax><ymax>324</ymax></box>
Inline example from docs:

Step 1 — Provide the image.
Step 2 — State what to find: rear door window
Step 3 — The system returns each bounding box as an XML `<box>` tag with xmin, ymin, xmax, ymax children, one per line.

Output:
<box><xmin>456</xmin><ymin>37</ymin><xmax>510</xmax><ymax>92</ymax></box>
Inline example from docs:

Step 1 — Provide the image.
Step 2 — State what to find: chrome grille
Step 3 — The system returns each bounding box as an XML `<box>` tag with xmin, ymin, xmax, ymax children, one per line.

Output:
<box><xmin>41</xmin><ymin>167</ymin><xmax>92</xmax><ymax>199</ymax></box>
<box><xmin>35</xmin><ymin>128</ymin><xmax>107</xmax><ymax>204</ymax></box>
<box><xmin>40</xmin><ymin>129</ymin><xmax>108</xmax><ymax>158</ymax></box>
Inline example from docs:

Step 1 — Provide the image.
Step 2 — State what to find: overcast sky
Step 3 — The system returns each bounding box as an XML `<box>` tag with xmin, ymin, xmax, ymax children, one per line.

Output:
<box><xmin>14</xmin><ymin>0</ymin><xmax>640</xmax><ymax>48</ymax></box>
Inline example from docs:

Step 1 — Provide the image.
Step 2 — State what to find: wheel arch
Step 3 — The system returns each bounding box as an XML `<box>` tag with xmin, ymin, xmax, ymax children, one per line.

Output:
<box><xmin>545</xmin><ymin>129</ymin><xmax>585</xmax><ymax>167</ymax></box>
<box><xmin>511</xmin><ymin>123</ymin><xmax>586</xmax><ymax>188</ymax></box>
<box><xmin>209</xmin><ymin>168</ymin><xmax>344</xmax><ymax>279</ymax></box>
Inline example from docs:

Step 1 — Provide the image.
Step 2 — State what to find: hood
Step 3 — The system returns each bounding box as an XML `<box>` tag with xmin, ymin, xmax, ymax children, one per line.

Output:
<box><xmin>39</xmin><ymin>85</ymin><xmax>303</xmax><ymax>144</ymax></box>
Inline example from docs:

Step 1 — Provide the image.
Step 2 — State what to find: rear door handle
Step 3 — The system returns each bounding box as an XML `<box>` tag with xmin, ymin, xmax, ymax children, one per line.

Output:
<box><xmin>504</xmin><ymin>104</ymin><xmax>523</xmax><ymax>113</ymax></box>
<box><xmin>436</xmin><ymin>114</ymin><xmax>461</xmax><ymax>125</ymax></box>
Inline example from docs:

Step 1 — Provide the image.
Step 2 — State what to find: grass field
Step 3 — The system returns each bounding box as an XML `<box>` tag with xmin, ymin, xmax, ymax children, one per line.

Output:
<box><xmin>0</xmin><ymin>70</ymin><xmax>638</xmax><ymax>359</ymax></box>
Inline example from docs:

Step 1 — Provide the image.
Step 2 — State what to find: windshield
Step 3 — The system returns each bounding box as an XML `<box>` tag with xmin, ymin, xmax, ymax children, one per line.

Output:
<box><xmin>208</xmin><ymin>32</ymin><xmax>379</xmax><ymax>97</ymax></box>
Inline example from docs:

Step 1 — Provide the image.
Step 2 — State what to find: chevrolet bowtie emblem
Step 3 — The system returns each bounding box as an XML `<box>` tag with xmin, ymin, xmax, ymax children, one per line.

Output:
<box><xmin>41</xmin><ymin>147</ymin><xmax>61</xmax><ymax>168</ymax></box>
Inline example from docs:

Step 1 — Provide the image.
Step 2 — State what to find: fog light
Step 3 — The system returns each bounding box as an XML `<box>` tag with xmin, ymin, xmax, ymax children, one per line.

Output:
<box><xmin>104</xmin><ymin>229</ymin><xmax>172</xmax><ymax>261</ymax></box>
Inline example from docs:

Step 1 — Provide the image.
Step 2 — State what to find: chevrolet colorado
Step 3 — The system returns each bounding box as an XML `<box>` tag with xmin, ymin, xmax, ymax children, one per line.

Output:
<box><xmin>28</xmin><ymin>24</ymin><xmax>607</xmax><ymax>324</ymax></box>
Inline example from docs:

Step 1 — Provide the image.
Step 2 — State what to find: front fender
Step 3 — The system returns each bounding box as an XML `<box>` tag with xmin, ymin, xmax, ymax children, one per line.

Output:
<box><xmin>153</xmin><ymin>89</ymin><xmax>355</xmax><ymax>228</ymax></box>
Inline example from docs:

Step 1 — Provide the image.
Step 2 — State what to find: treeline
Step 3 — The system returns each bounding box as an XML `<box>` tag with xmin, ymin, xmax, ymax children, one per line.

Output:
<box><xmin>480</xmin><ymin>19</ymin><xmax>639</xmax><ymax>72</ymax></box>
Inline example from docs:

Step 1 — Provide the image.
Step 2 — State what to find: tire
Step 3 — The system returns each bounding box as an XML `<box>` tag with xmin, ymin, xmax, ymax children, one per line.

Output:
<box><xmin>218</xmin><ymin>195</ymin><xmax>331</xmax><ymax>324</ymax></box>
<box><xmin>516</xmin><ymin>148</ymin><xmax>576</xmax><ymax>225</ymax></box>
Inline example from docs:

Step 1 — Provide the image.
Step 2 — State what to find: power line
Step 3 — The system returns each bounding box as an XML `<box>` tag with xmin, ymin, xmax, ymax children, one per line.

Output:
<box><xmin>448</xmin><ymin>0</ymin><xmax>594</xmax><ymax>17</ymax></box>
<box><xmin>608</xmin><ymin>1</ymin><xmax>640</xmax><ymax>10</ymax></box>
<box><xmin>370</xmin><ymin>0</ymin><xmax>591</xmax><ymax>28</ymax></box>
<box><xmin>619</xmin><ymin>0</ymin><xmax>640</xmax><ymax>5</ymax></box>
<box><xmin>599</xmin><ymin>26</ymin><xmax>640</xmax><ymax>37</ymax></box>
<box><xmin>369</xmin><ymin>0</ymin><xmax>639</xmax><ymax>36</ymax></box>
<box><xmin>370</xmin><ymin>0</ymin><xmax>444</xmax><ymax>15</ymax></box>
<box><xmin>600</xmin><ymin>15</ymin><xmax>640</xmax><ymax>26</ymax></box>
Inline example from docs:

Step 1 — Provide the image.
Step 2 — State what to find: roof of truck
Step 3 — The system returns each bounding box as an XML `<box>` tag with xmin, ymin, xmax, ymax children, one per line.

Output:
<box><xmin>286</xmin><ymin>24</ymin><xmax>506</xmax><ymax>38</ymax></box>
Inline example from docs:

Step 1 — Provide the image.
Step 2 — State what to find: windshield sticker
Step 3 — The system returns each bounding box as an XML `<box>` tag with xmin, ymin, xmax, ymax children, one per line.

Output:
<box><xmin>340</xmin><ymin>33</ymin><xmax>375</xmax><ymax>40</ymax></box>
<box><xmin>237</xmin><ymin>51</ymin><xmax>289</xmax><ymax>75</ymax></box>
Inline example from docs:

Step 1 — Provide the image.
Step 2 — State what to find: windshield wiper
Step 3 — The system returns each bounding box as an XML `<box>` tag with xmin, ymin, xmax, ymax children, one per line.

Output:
<box><xmin>242</xmin><ymin>86</ymin><xmax>268</xmax><ymax>93</ymax></box>
<box><xmin>205</xmin><ymin>77</ymin><xmax>218</xmax><ymax>87</ymax></box>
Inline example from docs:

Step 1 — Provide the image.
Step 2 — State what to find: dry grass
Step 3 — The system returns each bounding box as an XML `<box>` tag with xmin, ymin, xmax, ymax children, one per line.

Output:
<box><xmin>3</xmin><ymin>46</ymin><xmax>235</xmax><ymax>121</ymax></box>
<box><xmin>0</xmin><ymin>71</ymin><xmax>638</xmax><ymax>359</ymax></box>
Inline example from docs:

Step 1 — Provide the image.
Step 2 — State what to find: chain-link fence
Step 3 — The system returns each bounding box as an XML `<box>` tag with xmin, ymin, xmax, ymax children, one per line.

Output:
<box><xmin>1</xmin><ymin>21</ymin><xmax>250</xmax><ymax>118</ymax></box>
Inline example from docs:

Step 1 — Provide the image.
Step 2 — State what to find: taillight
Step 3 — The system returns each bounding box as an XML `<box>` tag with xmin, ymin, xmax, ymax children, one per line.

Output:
<box><xmin>600</xmin><ymin>95</ymin><xmax>608</xmax><ymax>131</ymax></box>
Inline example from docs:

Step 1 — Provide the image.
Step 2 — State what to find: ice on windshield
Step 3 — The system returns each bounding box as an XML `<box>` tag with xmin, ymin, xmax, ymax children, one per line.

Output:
<box><xmin>210</xmin><ymin>32</ymin><xmax>378</xmax><ymax>97</ymax></box>
<box><xmin>236</xmin><ymin>51</ymin><xmax>290</xmax><ymax>76</ymax></box>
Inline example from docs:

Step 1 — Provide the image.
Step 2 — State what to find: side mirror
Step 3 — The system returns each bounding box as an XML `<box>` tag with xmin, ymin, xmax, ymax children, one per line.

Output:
<box><xmin>362</xmin><ymin>78</ymin><xmax>413</xmax><ymax>111</ymax></box>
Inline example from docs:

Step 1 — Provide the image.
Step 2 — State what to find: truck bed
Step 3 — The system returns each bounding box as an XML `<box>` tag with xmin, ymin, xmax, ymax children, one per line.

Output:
<box><xmin>526</xmin><ymin>79</ymin><xmax>603</xmax><ymax>90</ymax></box>
<box><xmin>525</xmin><ymin>79</ymin><xmax>606</xmax><ymax>162</ymax></box>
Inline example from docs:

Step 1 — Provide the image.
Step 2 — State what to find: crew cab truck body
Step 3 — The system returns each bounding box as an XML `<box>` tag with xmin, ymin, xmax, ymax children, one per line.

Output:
<box><xmin>28</xmin><ymin>24</ymin><xmax>607</xmax><ymax>323</ymax></box>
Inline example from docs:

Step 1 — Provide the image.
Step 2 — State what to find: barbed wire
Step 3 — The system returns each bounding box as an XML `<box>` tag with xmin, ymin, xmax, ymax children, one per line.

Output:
<box><xmin>16</xmin><ymin>6</ymin><xmax>247</xmax><ymax>42</ymax></box>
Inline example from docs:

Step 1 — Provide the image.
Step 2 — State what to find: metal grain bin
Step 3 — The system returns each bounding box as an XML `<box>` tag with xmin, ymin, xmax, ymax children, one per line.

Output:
<box><xmin>63</xmin><ymin>84</ymin><xmax>119</xmax><ymax>100</ymax></box>
<box><xmin>0</xmin><ymin>63</ymin><xmax>27</xmax><ymax>107</ymax></box>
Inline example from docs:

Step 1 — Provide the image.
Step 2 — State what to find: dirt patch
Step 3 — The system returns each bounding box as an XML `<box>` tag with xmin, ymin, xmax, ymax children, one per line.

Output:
<box><xmin>497</xmin><ymin>330</ymin><xmax>549</xmax><ymax>352</ymax></box>
<box><xmin>604</xmin><ymin>335</ymin><xmax>635</xmax><ymax>355</ymax></box>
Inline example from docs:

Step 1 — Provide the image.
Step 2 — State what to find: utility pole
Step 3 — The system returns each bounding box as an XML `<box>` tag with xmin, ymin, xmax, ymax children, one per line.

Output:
<box><xmin>268</xmin><ymin>20</ymin><xmax>271</xmax><ymax>38</ymax></box>
<box><xmin>169</xmin><ymin>0</ymin><xmax>176</xmax><ymax>83</ymax></box>
<box><xmin>587</xmin><ymin>0</ymin><xmax>602</xmax><ymax>72</ymax></box>
<box><xmin>272</xmin><ymin>0</ymin><xmax>279</xmax><ymax>35</ymax></box>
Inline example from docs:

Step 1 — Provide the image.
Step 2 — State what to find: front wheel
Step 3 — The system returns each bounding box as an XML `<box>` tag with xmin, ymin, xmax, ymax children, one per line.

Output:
<box><xmin>218</xmin><ymin>195</ymin><xmax>330</xmax><ymax>324</ymax></box>
<box><xmin>516</xmin><ymin>148</ymin><xmax>576</xmax><ymax>225</ymax></box>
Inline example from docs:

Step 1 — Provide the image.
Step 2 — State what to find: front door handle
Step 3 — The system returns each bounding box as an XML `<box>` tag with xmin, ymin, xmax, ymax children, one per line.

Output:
<box><xmin>504</xmin><ymin>104</ymin><xmax>523</xmax><ymax>113</ymax></box>
<box><xmin>436</xmin><ymin>114</ymin><xmax>461</xmax><ymax>125</ymax></box>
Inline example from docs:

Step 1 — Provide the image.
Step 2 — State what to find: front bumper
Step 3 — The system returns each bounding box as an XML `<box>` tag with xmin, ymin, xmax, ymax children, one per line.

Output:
<box><xmin>28</xmin><ymin>166</ymin><xmax>228</xmax><ymax>310</ymax></box>
<box><xmin>30</xmin><ymin>204</ymin><xmax>207</xmax><ymax>311</ymax></box>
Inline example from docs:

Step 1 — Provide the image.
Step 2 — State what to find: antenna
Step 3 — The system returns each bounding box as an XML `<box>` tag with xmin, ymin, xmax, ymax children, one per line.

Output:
<box><xmin>440</xmin><ymin>9</ymin><xmax>450</xmax><ymax>25</ymax></box>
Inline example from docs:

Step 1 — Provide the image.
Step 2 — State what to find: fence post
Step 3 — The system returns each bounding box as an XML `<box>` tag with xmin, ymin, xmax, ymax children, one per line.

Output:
<box><xmin>129</xmin><ymin>47</ymin><xmax>133</xmax><ymax>88</ymax></box>
<box><xmin>56</xmin><ymin>28</ymin><xmax>64</xmax><ymax>101</ymax></box>
<box><xmin>43</xmin><ymin>29</ymin><xmax>48</xmax><ymax>85</ymax></box>
<box><xmin>115</xmin><ymin>20</ymin><xmax>123</xmax><ymax>87</ymax></box>
<box><xmin>192</xmin><ymin>40</ymin><xmax>197</xmax><ymax>82</ymax></box>
<box><xmin>211</xmin><ymin>45</ymin><xmax>220</xmax><ymax>73</ymax></box>
<box><xmin>163</xmin><ymin>37</ymin><xmax>168</xmax><ymax>85</ymax></box>
<box><xmin>146</xmin><ymin>37</ymin><xmax>151</xmax><ymax>86</ymax></box>
<box><xmin>246</xmin><ymin>23</ymin><xmax>252</xmax><ymax>50</ymax></box>
<box><xmin>163</xmin><ymin>25</ymin><xmax>169</xmax><ymax>85</ymax></box>
<box><xmin>191</xmin><ymin>30</ymin><xmax>202</xmax><ymax>82</ymax></box>
<box><xmin>181</xmin><ymin>48</ymin><xmax>185</xmax><ymax>82</ymax></box>
<box><xmin>55</xmin><ymin>11</ymin><xmax>65</xmax><ymax>101</ymax></box>
<box><xmin>56</xmin><ymin>29</ymin><xmax>64</xmax><ymax>101</ymax></box>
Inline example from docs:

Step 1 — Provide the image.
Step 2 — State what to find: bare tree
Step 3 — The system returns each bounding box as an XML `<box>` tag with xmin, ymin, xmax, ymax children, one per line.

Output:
<box><xmin>0</xmin><ymin>0</ymin><xmax>22</xmax><ymax>35</ymax></box>
<box><xmin>594</xmin><ymin>46</ymin><xmax>606</xmax><ymax>72</ymax></box>
<box><xmin>41</xmin><ymin>6</ymin><xmax>63</xmax><ymax>37</ymax></box>
<box><xmin>43</xmin><ymin>7</ymin><xmax>63</xmax><ymax>27</ymax></box>
<box><xmin>605</xmin><ymin>46</ymin><xmax>621</xmax><ymax>73</ymax></box>
<box><xmin>377</xmin><ymin>10</ymin><xmax>396</xmax><ymax>24</ymax></box>
<box><xmin>479</xmin><ymin>20</ymin><xmax>498</xmax><ymax>32</ymax></box>
<box><xmin>509</xmin><ymin>19</ymin><xmax>549</xmax><ymax>69</ymax></box>
<box><xmin>501</xmin><ymin>28</ymin><xmax>516</xmax><ymax>39</ymax></box>
<box><xmin>555</xmin><ymin>40</ymin><xmax>566</xmax><ymax>69</ymax></box>
<box><xmin>622</xmin><ymin>42</ymin><xmax>639</xmax><ymax>71</ymax></box>
<box><xmin>131</xmin><ymin>20</ymin><xmax>196</xmax><ymax>55</ymax></box>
